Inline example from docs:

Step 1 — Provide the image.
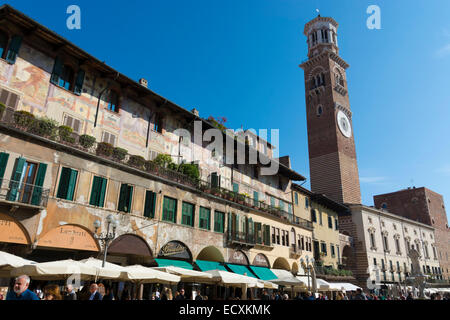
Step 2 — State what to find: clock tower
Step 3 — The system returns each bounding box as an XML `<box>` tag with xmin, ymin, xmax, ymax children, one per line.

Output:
<box><xmin>300</xmin><ymin>16</ymin><xmax>362</xmax><ymax>204</ymax></box>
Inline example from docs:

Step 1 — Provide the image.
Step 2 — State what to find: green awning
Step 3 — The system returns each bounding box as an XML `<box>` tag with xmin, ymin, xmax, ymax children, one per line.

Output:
<box><xmin>195</xmin><ymin>260</ymin><xmax>228</xmax><ymax>272</ymax></box>
<box><xmin>154</xmin><ymin>258</ymin><xmax>193</xmax><ymax>270</ymax></box>
<box><xmin>249</xmin><ymin>266</ymin><xmax>278</xmax><ymax>281</ymax></box>
<box><xmin>225</xmin><ymin>263</ymin><xmax>257</xmax><ymax>278</ymax></box>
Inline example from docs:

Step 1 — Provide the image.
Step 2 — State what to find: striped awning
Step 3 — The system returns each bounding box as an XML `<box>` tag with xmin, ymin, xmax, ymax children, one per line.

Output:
<box><xmin>249</xmin><ymin>266</ymin><xmax>278</xmax><ymax>281</ymax></box>
<box><xmin>195</xmin><ymin>260</ymin><xmax>227</xmax><ymax>272</ymax></box>
<box><xmin>225</xmin><ymin>263</ymin><xmax>257</xmax><ymax>278</ymax></box>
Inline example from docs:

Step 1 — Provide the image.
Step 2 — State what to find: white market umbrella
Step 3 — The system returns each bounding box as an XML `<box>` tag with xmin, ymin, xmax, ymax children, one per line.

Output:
<box><xmin>0</xmin><ymin>251</ymin><xmax>36</xmax><ymax>277</ymax></box>
<box><xmin>315</xmin><ymin>278</ymin><xmax>332</xmax><ymax>291</ymax></box>
<box><xmin>78</xmin><ymin>257</ymin><xmax>125</xmax><ymax>280</ymax></box>
<box><xmin>204</xmin><ymin>269</ymin><xmax>261</xmax><ymax>288</ymax></box>
<box><xmin>10</xmin><ymin>259</ymin><xmax>98</xmax><ymax>281</ymax></box>
<box><xmin>152</xmin><ymin>266</ymin><xmax>212</xmax><ymax>283</ymax></box>
<box><xmin>120</xmin><ymin>265</ymin><xmax>180</xmax><ymax>284</ymax></box>
<box><xmin>258</xmin><ymin>280</ymin><xmax>278</xmax><ymax>289</ymax></box>
<box><xmin>269</xmin><ymin>269</ymin><xmax>304</xmax><ymax>287</ymax></box>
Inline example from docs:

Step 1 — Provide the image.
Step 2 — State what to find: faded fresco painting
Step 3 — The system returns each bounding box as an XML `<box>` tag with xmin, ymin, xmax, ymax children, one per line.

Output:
<box><xmin>10</xmin><ymin>57</ymin><xmax>51</xmax><ymax>112</ymax></box>
<box><xmin>119</xmin><ymin>98</ymin><xmax>149</xmax><ymax>149</ymax></box>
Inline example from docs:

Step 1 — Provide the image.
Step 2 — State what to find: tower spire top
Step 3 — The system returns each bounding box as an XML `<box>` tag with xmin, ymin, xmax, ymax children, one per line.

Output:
<box><xmin>316</xmin><ymin>8</ymin><xmax>320</xmax><ymax>17</ymax></box>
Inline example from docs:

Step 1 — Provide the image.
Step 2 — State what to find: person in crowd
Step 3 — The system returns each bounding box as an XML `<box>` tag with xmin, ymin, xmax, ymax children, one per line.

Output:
<box><xmin>88</xmin><ymin>283</ymin><xmax>103</xmax><ymax>300</ymax></box>
<box><xmin>406</xmin><ymin>292</ymin><xmax>414</xmax><ymax>300</ymax></box>
<box><xmin>282</xmin><ymin>293</ymin><xmax>289</xmax><ymax>300</ymax></box>
<box><xmin>261</xmin><ymin>289</ymin><xmax>270</xmax><ymax>300</ymax></box>
<box><xmin>102</xmin><ymin>284</ymin><xmax>114</xmax><ymax>300</ymax></box>
<box><xmin>354</xmin><ymin>288</ymin><xmax>367</xmax><ymax>300</ymax></box>
<box><xmin>161</xmin><ymin>287</ymin><xmax>173</xmax><ymax>300</ymax></box>
<box><xmin>43</xmin><ymin>284</ymin><xmax>62</xmax><ymax>300</ymax></box>
<box><xmin>435</xmin><ymin>293</ymin><xmax>442</xmax><ymax>300</ymax></box>
<box><xmin>306</xmin><ymin>291</ymin><xmax>316</xmax><ymax>300</ymax></box>
<box><xmin>63</xmin><ymin>284</ymin><xmax>77</xmax><ymax>300</ymax></box>
<box><xmin>336</xmin><ymin>291</ymin><xmax>344</xmax><ymax>300</ymax></box>
<box><xmin>121</xmin><ymin>286</ymin><xmax>131</xmax><ymax>301</ymax></box>
<box><xmin>195</xmin><ymin>291</ymin><xmax>203</xmax><ymax>300</ymax></box>
<box><xmin>175</xmin><ymin>288</ymin><xmax>186</xmax><ymax>300</ymax></box>
<box><xmin>6</xmin><ymin>275</ymin><xmax>39</xmax><ymax>300</ymax></box>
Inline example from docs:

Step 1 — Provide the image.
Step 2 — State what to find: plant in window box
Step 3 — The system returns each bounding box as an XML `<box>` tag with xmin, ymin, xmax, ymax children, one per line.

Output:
<box><xmin>29</xmin><ymin>117</ymin><xmax>58</xmax><ymax>139</ymax></box>
<box><xmin>112</xmin><ymin>147</ymin><xmax>128</xmax><ymax>161</ymax></box>
<box><xmin>144</xmin><ymin>160</ymin><xmax>157</xmax><ymax>173</ymax></box>
<box><xmin>96</xmin><ymin>142</ymin><xmax>114</xmax><ymax>157</ymax></box>
<box><xmin>128</xmin><ymin>155</ymin><xmax>146</xmax><ymax>169</ymax></box>
<box><xmin>237</xmin><ymin>193</ymin><xmax>246</xmax><ymax>204</ymax></box>
<box><xmin>58</xmin><ymin>125</ymin><xmax>75</xmax><ymax>144</ymax></box>
<box><xmin>79</xmin><ymin>134</ymin><xmax>96</xmax><ymax>149</ymax></box>
<box><xmin>13</xmin><ymin>110</ymin><xmax>35</xmax><ymax>129</ymax></box>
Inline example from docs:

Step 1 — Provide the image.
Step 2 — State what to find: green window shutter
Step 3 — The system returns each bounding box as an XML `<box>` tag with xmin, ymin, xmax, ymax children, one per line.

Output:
<box><xmin>248</xmin><ymin>218</ymin><xmax>254</xmax><ymax>241</ymax></box>
<box><xmin>89</xmin><ymin>176</ymin><xmax>101</xmax><ymax>206</ymax></box>
<box><xmin>233</xmin><ymin>183</ymin><xmax>239</xmax><ymax>193</ymax></box>
<box><xmin>6</xmin><ymin>35</ymin><xmax>22</xmax><ymax>64</ymax></box>
<box><xmin>214</xmin><ymin>211</ymin><xmax>224</xmax><ymax>233</ymax></box>
<box><xmin>211</xmin><ymin>173</ymin><xmax>219</xmax><ymax>188</ymax></box>
<box><xmin>253</xmin><ymin>191</ymin><xmax>259</xmax><ymax>207</ymax></box>
<box><xmin>67</xmin><ymin>169</ymin><xmax>78</xmax><ymax>201</ymax></box>
<box><xmin>126</xmin><ymin>185</ymin><xmax>133</xmax><ymax>213</ymax></box>
<box><xmin>144</xmin><ymin>191</ymin><xmax>156</xmax><ymax>218</ymax></box>
<box><xmin>0</xmin><ymin>152</ymin><xmax>10</xmax><ymax>180</ymax></box>
<box><xmin>227</xmin><ymin>212</ymin><xmax>231</xmax><ymax>234</ymax></box>
<box><xmin>118</xmin><ymin>184</ymin><xmax>128</xmax><ymax>212</ymax></box>
<box><xmin>182</xmin><ymin>202</ymin><xmax>194</xmax><ymax>226</ymax></box>
<box><xmin>8</xmin><ymin>157</ymin><xmax>26</xmax><ymax>201</ymax></box>
<box><xmin>31</xmin><ymin>163</ymin><xmax>47</xmax><ymax>206</ymax></box>
<box><xmin>98</xmin><ymin>178</ymin><xmax>107</xmax><ymax>207</ymax></box>
<box><xmin>264</xmin><ymin>225</ymin><xmax>271</xmax><ymax>246</ymax></box>
<box><xmin>162</xmin><ymin>197</ymin><xmax>169</xmax><ymax>221</ymax></box>
<box><xmin>270</xmin><ymin>197</ymin><xmax>275</xmax><ymax>207</ymax></box>
<box><xmin>73</xmin><ymin>69</ymin><xmax>85</xmax><ymax>95</ymax></box>
<box><xmin>57</xmin><ymin>167</ymin><xmax>72</xmax><ymax>200</ymax></box>
<box><xmin>50</xmin><ymin>57</ymin><xmax>63</xmax><ymax>85</ymax></box>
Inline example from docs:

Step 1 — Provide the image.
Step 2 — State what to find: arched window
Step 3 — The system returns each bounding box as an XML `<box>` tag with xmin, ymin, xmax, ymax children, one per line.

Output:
<box><xmin>107</xmin><ymin>90</ymin><xmax>119</xmax><ymax>113</ymax></box>
<box><xmin>0</xmin><ymin>31</ymin><xmax>8</xmax><ymax>58</ymax></box>
<box><xmin>335</xmin><ymin>70</ymin><xmax>344</xmax><ymax>87</ymax></box>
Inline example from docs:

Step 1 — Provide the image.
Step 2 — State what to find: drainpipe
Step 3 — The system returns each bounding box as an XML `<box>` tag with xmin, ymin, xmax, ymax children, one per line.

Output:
<box><xmin>94</xmin><ymin>72</ymin><xmax>119</xmax><ymax>128</ymax></box>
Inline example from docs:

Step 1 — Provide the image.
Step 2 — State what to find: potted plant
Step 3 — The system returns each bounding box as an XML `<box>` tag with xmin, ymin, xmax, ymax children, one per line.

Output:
<box><xmin>96</xmin><ymin>142</ymin><xmax>114</xmax><ymax>157</ymax></box>
<box><xmin>79</xmin><ymin>134</ymin><xmax>96</xmax><ymax>150</ymax></box>
<box><xmin>58</xmin><ymin>125</ymin><xmax>75</xmax><ymax>144</ymax></box>
<box><xmin>112</xmin><ymin>147</ymin><xmax>128</xmax><ymax>162</ymax></box>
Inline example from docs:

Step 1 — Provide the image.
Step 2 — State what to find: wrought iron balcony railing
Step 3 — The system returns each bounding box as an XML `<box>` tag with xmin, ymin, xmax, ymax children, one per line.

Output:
<box><xmin>0</xmin><ymin>179</ymin><xmax>49</xmax><ymax>208</ymax></box>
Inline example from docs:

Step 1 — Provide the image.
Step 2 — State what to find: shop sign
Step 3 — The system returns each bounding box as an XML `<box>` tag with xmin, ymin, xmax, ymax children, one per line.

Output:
<box><xmin>36</xmin><ymin>225</ymin><xmax>99</xmax><ymax>251</ymax></box>
<box><xmin>253</xmin><ymin>254</ymin><xmax>270</xmax><ymax>268</ymax></box>
<box><xmin>0</xmin><ymin>213</ymin><xmax>29</xmax><ymax>245</ymax></box>
<box><xmin>229</xmin><ymin>250</ymin><xmax>248</xmax><ymax>265</ymax></box>
<box><xmin>158</xmin><ymin>241</ymin><xmax>191</xmax><ymax>260</ymax></box>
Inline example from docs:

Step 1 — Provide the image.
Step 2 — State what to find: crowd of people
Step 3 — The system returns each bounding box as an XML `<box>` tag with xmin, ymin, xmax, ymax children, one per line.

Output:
<box><xmin>2</xmin><ymin>275</ymin><xmax>449</xmax><ymax>301</ymax></box>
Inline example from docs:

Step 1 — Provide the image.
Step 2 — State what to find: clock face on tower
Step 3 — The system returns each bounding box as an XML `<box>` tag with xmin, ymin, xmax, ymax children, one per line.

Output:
<box><xmin>337</xmin><ymin>110</ymin><xmax>352</xmax><ymax>138</ymax></box>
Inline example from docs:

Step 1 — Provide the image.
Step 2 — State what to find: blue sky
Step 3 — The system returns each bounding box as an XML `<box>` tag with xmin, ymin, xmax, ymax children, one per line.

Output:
<box><xmin>7</xmin><ymin>0</ymin><xmax>450</xmax><ymax>221</ymax></box>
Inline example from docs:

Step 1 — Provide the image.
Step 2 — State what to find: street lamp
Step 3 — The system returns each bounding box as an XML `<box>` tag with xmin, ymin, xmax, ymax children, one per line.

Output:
<box><xmin>94</xmin><ymin>214</ymin><xmax>118</xmax><ymax>268</ymax></box>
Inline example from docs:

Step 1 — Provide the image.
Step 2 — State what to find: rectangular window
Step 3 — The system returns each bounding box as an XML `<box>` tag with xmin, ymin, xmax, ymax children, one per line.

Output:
<box><xmin>281</xmin><ymin>230</ymin><xmax>286</xmax><ymax>246</ymax></box>
<box><xmin>335</xmin><ymin>218</ymin><xmax>339</xmax><ymax>230</ymax></box>
<box><xmin>305</xmin><ymin>197</ymin><xmax>309</xmax><ymax>208</ymax></box>
<box><xmin>331</xmin><ymin>244</ymin><xmax>335</xmax><ymax>257</ymax></box>
<box><xmin>214</xmin><ymin>211</ymin><xmax>225</xmax><ymax>233</ymax></box>
<box><xmin>321</xmin><ymin>242</ymin><xmax>327</xmax><ymax>256</ymax></box>
<box><xmin>285</xmin><ymin>231</ymin><xmax>289</xmax><ymax>247</ymax></box>
<box><xmin>199</xmin><ymin>207</ymin><xmax>211</xmax><ymax>230</ymax></box>
<box><xmin>0</xmin><ymin>86</ymin><xmax>20</xmax><ymax>109</ymax></box>
<box><xmin>301</xmin><ymin>236</ymin><xmax>305</xmax><ymax>250</ymax></box>
<box><xmin>162</xmin><ymin>196</ymin><xmax>177</xmax><ymax>223</ymax></box>
<box><xmin>63</xmin><ymin>114</ymin><xmax>82</xmax><ymax>134</ymax></box>
<box><xmin>276</xmin><ymin>228</ymin><xmax>280</xmax><ymax>245</ymax></box>
<box><xmin>294</xmin><ymin>192</ymin><xmax>298</xmax><ymax>205</ymax></box>
<box><xmin>181</xmin><ymin>202</ymin><xmax>194</xmax><ymax>227</ymax></box>
<box><xmin>118</xmin><ymin>183</ymin><xmax>133</xmax><ymax>213</ymax></box>
<box><xmin>253</xmin><ymin>191</ymin><xmax>259</xmax><ymax>207</ymax></box>
<box><xmin>288</xmin><ymin>204</ymin><xmax>292</xmax><ymax>214</ymax></box>
<box><xmin>311</xmin><ymin>210</ymin><xmax>317</xmax><ymax>223</ymax></box>
<box><xmin>272</xmin><ymin>226</ymin><xmax>276</xmax><ymax>244</ymax></box>
<box><xmin>319</xmin><ymin>212</ymin><xmax>323</xmax><ymax>225</ymax></box>
<box><xmin>373</xmin><ymin>258</ymin><xmax>377</xmax><ymax>266</ymax></box>
<box><xmin>370</xmin><ymin>233</ymin><xmax>376</xmax><ymax>249</ymax></box>
<box><xmin>263</xmin><ymin>225</ymin><xmax>271</xmax><ymax>246</ymax></box>
<box><xmin>56</xmin><ymin>167</ymin><xmax>78</xmax><ymax>201</ymax></box>
<box><xmin>328</xmin><ymin>216</ymin><xmax>333</xmax><ymax>229</ymax></box>
<box><xmin>89</xmin><ymin>176</ymin><xmax>107</xmax><ymax>207</ymax></box>
<box><xmin>271</xmin><ymin>197</ymin><xmax>276</xmax><ymax>208</ymax></box>
<box><xmin>102</xmin><ymin>131</ymin><xmax>116</xmax><ymax>146</ymax></box>
<box><xmin>233</xmin><ymin>183</ymin><xmax>239</xmax><ymax>194</ymax></box>
<box><xmin>143</xmin><ymin>190</ymin><xmax>156</xmax><ymax>219</ymax></box>
<box><xmin>279</xmin><ymin>200</ymin><xmax>284</xmax><ymax>211</ymax></box>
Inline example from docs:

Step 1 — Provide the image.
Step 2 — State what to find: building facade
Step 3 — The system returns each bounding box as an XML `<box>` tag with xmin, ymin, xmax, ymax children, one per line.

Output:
<box><xmin>374</xmin><ymin>187</ymin><xmax>450</xmax><ymax>281</ymax></box>
<box><xmin>339</xmin><ymin>205</ymin><xmax>441</xmax><ymax>289</ymax></box>
<box><xmin>0</xmin><ymin>4</ymin><xmax>313</xmax><ymax>278</ymax></box>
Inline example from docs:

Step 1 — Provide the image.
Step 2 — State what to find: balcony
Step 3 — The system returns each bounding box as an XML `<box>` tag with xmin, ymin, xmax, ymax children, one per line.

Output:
<box><xmin>0</xmin><ymin>179</ymin><xmax>49</xmax><ymax>209</ymax></box>
<box><xmin>226</xmin><ymin>231</ymin><xmax>255</xmax><ymax>249</ymax></box>
<box><xmin>289</xmin><ymin>244</ymin><xmax>302</xmax><ymax>259</ymax></box>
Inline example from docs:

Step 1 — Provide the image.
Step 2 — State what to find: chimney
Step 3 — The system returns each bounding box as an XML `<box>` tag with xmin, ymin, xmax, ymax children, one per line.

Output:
<box><xmin>139</xmin><ymin>78</ymin><xmax>148</xmax><ymax>88</ymax></box>
<box><xmin>191</xmin><ymin>108</ymin><xmax>199</xmax><ymax>117</ymax></box>
<box><xmin>278</xmin><ymin>156</ymin><xmax>291</xmax><ymax>169</ymax></box>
